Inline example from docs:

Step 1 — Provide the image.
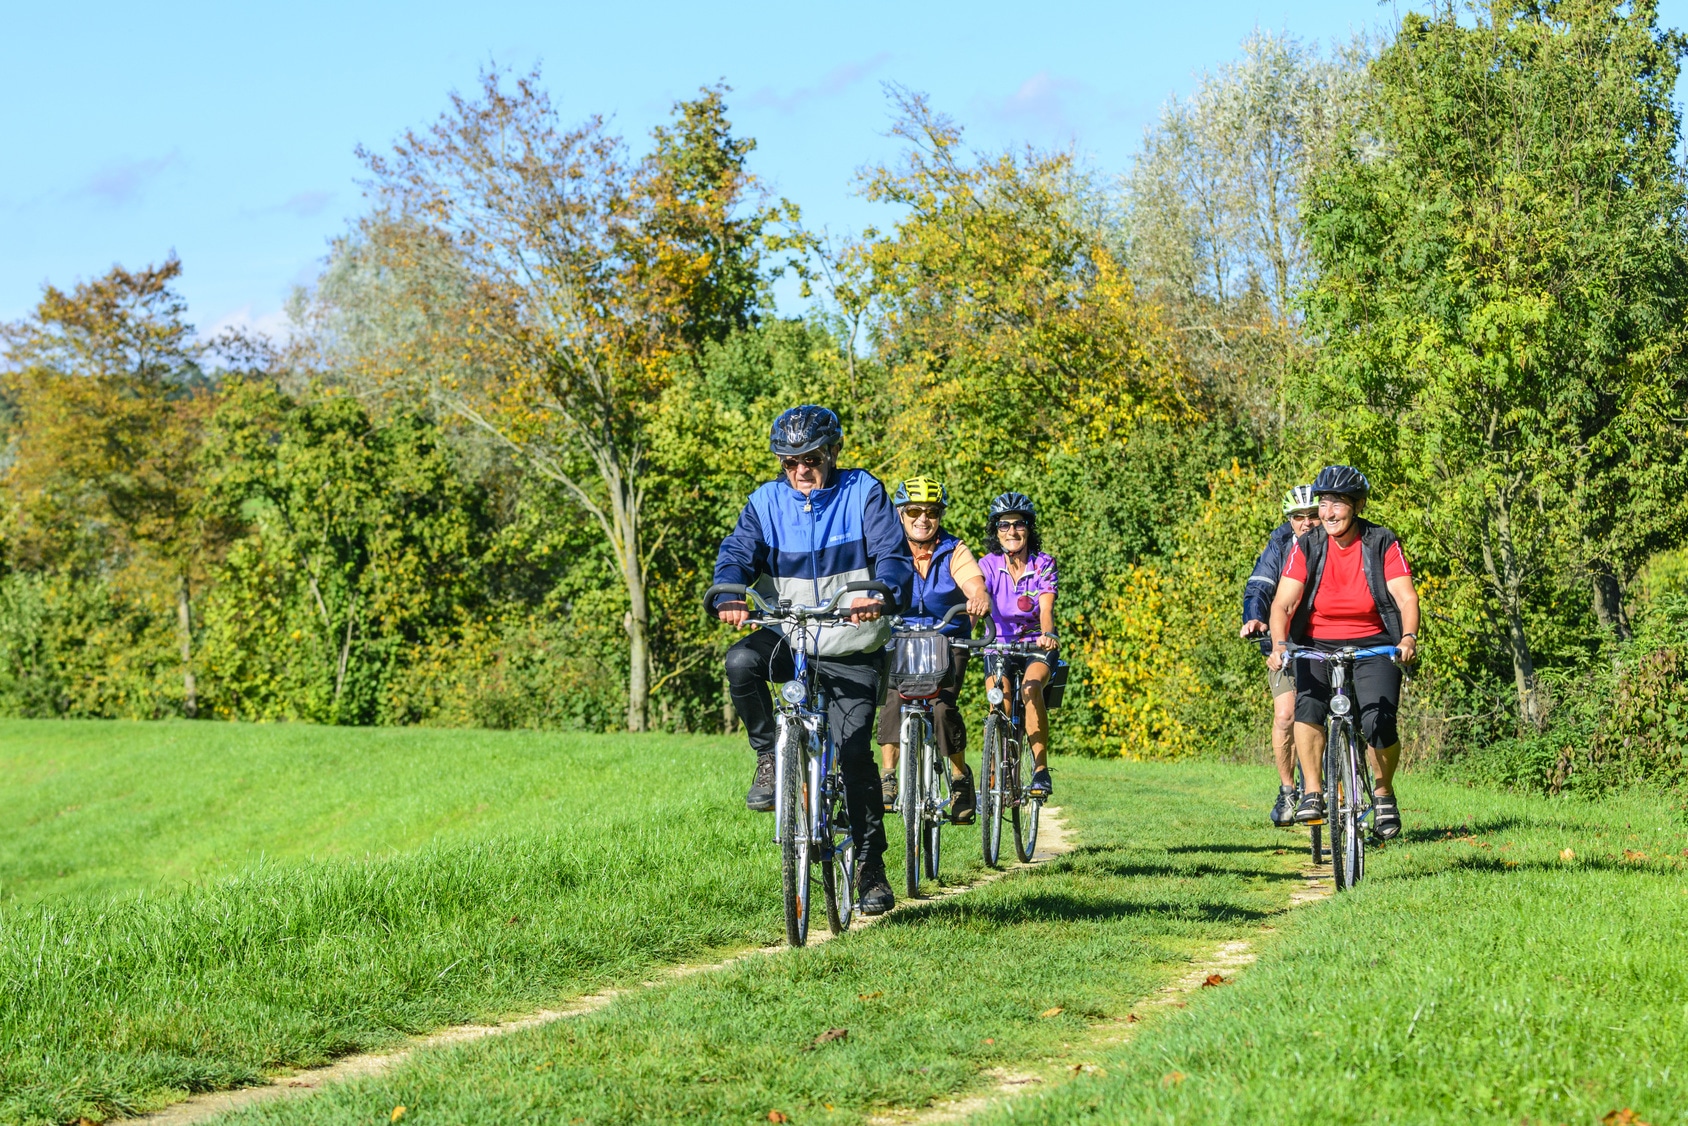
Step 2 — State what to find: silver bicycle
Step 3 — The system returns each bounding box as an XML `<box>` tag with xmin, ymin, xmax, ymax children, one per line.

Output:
<box><xmin>705</xmin><ymin>579</ymin><xmax>893</xmax><ymax>945</ymax></box>
<box><xmin>891</xmin><ymin>606</ymin><xmax>995</xmax><ymax>896</ymax></box>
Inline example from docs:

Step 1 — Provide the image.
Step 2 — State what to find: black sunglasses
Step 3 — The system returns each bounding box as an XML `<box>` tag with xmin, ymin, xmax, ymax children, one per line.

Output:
<box><xmin>779</xmin><ymin>453</ymin><xmax>828</xmax><ymax>471</ymax></box>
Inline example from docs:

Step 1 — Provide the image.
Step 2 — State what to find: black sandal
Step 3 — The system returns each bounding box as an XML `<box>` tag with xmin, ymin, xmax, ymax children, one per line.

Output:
<box><xmin>1373</xmin><ymin>791</ymin><xmax>1401</xmax><ymax>840</ymax></box>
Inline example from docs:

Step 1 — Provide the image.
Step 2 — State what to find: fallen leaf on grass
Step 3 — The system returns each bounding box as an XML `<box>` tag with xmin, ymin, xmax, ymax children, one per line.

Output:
<box><xmin>1272</xmin><ymin>848</ymin><xmax>1287</xmax><ymax>855</ymax></box>
<box><xmin>804</xmin><ymin>1028</ymin><xmax>848</xmax><ymax>1050</ymax></box>
<box><xmin>768</xmin><ymin>1112</ymin><xmax>789</xmax><ymax>1124</ymax></box>
<box><xmin>858</xmin><ymin>990</ymin><xmax>883</xmax><ymax>1000</ymax></box>
<box><xmin>1202</xmin><ymin>974</ymin><xmax>1227</xmax><ymax>987</ymax></box>
<box><xmin>533</xmin><ymin>1060</ymin><xmax>553</xmax><ymax>1072</ymax></box>
<box><xmin>1161</xmin><ymin>1071</ymin><xmax>1186</xmax><ymax>1087</ymax></box>
<box><xmin>1503</xmin><ymin>861</ymin><xmax>1518</xmax><ymax>868</ymax></box>
<box><xmin>984</xmin><ymin>1037</ymin><xmax>995</xmax><ymax>1044</ymax></box>
<box><xmin>1040</xmin><ymin>1006</ymin><xmax>1063</xmax><ymax>1018</ymax></box>
<box><xmin>1603</xmin><ymin>1109</ymin><xmax>1652</xmax><ymax>1126</ymax></box>
<box><xmin>1624</xmin><ymin>849</ymin><xmax>1649</xmax><ymax>861</ymax></box>
<box><xmin>391</xmin><ymin>1109</ymin><xmax>407</xmax><ymax>1124</ymax></box>
<box><xmin>1561</xmin><ymin>848</ymin><xmax>1576</xmax><ymax>861</ymax></box>
<box><xmin>1126</xmin><ymin>1013</ymin><xmax>1141</xmax><ymax>1023</ymax></box>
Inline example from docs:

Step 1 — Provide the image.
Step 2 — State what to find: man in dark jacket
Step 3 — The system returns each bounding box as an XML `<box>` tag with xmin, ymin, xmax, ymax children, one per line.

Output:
<box><xmin>710</xmin><ymin>406</ymin><xmax>914</xmax><ymax>914</ymax></box>
<box><xmin>1241</xmin><ymin>485</ymin><xmax>1320</xmax><ymax>826</ymax></box>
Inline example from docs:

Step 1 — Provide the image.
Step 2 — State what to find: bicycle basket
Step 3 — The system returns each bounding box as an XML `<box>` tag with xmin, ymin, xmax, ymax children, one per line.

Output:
<box><xmin>1043</xmin><ymin>659</ymin><xmax>1071</xmax><ymax>709</ymax></box>
<box><xmin>889</xmin><ymin>631</ymin><xmax>954</xmax><ymax>700</ymax></box>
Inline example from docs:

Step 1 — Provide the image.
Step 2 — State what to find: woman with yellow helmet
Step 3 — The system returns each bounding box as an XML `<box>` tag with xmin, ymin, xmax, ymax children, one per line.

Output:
<box><xmin>878</xmin><ymin>477</ymin><xmax>993</xmax><ymax>821</ymax></box>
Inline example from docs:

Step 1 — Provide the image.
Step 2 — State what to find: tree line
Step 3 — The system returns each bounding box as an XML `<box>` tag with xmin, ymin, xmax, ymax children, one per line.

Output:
<box><xmin>5</xmin><ymin>1</ymin><xmax>1687</xmax><ymax>793</ymax></box>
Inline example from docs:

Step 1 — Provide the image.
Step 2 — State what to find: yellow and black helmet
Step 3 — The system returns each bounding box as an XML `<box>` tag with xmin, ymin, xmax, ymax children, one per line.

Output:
<box><xmin>893</xmin><ymin>477</ymin><xmax>949</xmax><ymax>507</ymax></box>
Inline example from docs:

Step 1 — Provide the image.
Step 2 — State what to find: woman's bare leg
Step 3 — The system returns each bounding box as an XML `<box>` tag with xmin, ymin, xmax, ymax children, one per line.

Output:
<box><xmin>1022</xmin><ymin>660</ymin><xmax>1052</xmax><ymax>770</ymax></box>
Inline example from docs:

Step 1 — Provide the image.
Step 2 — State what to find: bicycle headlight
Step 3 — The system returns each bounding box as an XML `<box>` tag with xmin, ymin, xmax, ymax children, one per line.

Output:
<box><xmin>1329</xmin><ymin>693</ymin><xmax>1353</xmax><ymax>717</ymax></box>
<box><xmin>780</xmin><ymin>680</ymin><xmax>808</xmax><ymax>705</ymax></box>
<box><xmin>987</xmin><ymin>686</ymin><xmax>1005</xmax><ymax>706</ymax></box>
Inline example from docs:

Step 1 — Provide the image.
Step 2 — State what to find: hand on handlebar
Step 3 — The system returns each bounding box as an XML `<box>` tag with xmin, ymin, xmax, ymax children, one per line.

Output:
<box><xmin>1036</xmin><ymin>632</ymin><xmax>1059</xmax><ymax>651</ymax></box>
<box><xmin>848</xmin><ymin>597</ymin><xmax>885</xmax><ymax>624</ymax></box>
<box><xmin>1397</xmin><ymin>635</ymin><xmax>1417</xmax><ymax>665</ymax></box>
<box><xmin>1266</xmin><ymin>644</ymin><xmax>1286</xmax><ymax>672</ymax></box>
<box><xmin>966</xmin><ymin>591</ymin><xmax>991</xmax><ymax>618</ymax></box>
<box><xmin>1240</xmin><ymin>619</ymin><xmax>1268</xmax><ymax>639</ymax></box>
<box><xmin>716</xmin><ymin>601</ymin><xmax>752</xmax><ymax>629</ymax></box>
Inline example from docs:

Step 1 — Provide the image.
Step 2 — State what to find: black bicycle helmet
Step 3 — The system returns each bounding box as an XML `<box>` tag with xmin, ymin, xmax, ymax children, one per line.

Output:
<box><xmin>769</xmin><ymin>405</ymin><xmax>843</xmax><ymax>457</ymax></box>
<box><xmin>1311</xmin><ymin>465</ymin><xmax>1371</xmax><ymax>500</ymax></box>
<box><xmin>988</xmin><ymin>492</ymin><xmax>1036</xmax><ymax>523</ymax></box>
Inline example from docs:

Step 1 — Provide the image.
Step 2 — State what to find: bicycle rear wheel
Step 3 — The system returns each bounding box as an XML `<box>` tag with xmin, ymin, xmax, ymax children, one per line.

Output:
<box><xmin>923</xmin><ymin>741</ymin><xmax>945</xmax><ymax>881</ymax></box>
<box><xmin>778</xmin><ymin>727</ymin><xmax>811</xmax><ymax>945</ymax></box>
<box><xmin>822</xmin><ymin>784</ymin><xmax>855</xmax><ymax>935</ymax></box>
<box><xmin>979</xmin><ymin>715</ymin><xmax>1005</xmax><ymax>866</ymax></box>
<box><xmin>900</xmin><ymin>711</ymin><xmax>922</xmax><ymax>898</ymax></box>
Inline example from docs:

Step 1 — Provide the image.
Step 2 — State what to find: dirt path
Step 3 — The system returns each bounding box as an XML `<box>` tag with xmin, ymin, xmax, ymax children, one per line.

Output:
<box><xmin>867</xmin><ymin>856</ymin><xmax>1334</xmax><ymax>1124</ymax></box>
<box><xmin>130</xmin><ymin>807</ymin><xmax>1074</xmax><ymax>1125</ymax></box>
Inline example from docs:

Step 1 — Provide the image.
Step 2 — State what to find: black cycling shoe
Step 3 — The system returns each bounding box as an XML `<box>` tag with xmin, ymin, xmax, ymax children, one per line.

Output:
<box><xmin>745</xmin><ymin>755</ymin><xmax>776</xmax><ymax>812</ymax></box>
<box><xmin>1294</xmin><ymin>790</ymin><xmax>1326</xmax><ymax>824</ymax></box>
<box><xmin>949</xmin><ymin>766</ymin><xmax>976</xmax><ymax>824</ymax></box>
<box><xmin>880</xmin><ymin>769</ymin><xmax>899</xmax><ymax>812</ymax></box>
<box><xmin>857</xmin><ymin>855</ymin><xmax>894</xmax><ymax>915</ymax></box>
<box><xmin>1029</xmin><ymin>767</ymin><xmax>1053</xmax><ymax>799</ymax></box>
<box><xmin>1270</xmin><ymin>785</ymin><xmax>1299</xmax><ymax>827</ymax></box>
<box><xmin>1373</xmin><ymin>791</ymin><xmax>1402</xmax><ymax>840</ymax></box>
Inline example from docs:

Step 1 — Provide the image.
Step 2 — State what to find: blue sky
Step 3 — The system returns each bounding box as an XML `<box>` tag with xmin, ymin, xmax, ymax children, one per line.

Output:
<box><xmin>3</xmin><ymin>1</ymin><xmax>1681</xmax><ymax>337</ymax></box>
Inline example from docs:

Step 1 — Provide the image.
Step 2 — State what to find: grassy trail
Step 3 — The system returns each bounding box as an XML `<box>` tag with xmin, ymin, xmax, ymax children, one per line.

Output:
<box><xmin>206</xmin><ymin>758</ymin><xmax>1302</xmax><ymax>1125</ymax></box>
<box><xmin>204</xmin><ymin>762</ymin><xmax>1688</xmax><ymax>1126</ymax></box>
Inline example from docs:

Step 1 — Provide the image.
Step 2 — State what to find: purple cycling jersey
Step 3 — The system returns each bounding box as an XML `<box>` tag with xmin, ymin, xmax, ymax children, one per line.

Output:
<box><xmin>980</xmin><ymin>551</ymin><xmax>1058</xmax><ymax>642</ymax></box>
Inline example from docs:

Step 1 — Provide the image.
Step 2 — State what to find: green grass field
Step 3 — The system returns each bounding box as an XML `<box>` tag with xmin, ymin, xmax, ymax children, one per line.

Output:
<box><xmin>4</xmin><ymin>720</ymin><xmax>1687</xmax><ymax>1125</ymax></box>
<box><xmin>0</xmin><ymin>720</ymin><xmax>901</xmax><ymax>1125</ymax></box>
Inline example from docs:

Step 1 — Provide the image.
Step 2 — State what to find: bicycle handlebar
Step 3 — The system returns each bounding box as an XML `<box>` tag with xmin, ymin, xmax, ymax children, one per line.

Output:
<box><xmin>704</xmin><ymin>580</ymin><xmax>897</xmax><ymax>621</ymax></box>
<box><xmin>1281</xmin><ymin>643</ymin><xmax>1400</xmax><ymax>663</ymax></box>
<box><xmin>895</xmin><ymin>602</ymin><xmax>996</xmax><ymax>648</ymax></box>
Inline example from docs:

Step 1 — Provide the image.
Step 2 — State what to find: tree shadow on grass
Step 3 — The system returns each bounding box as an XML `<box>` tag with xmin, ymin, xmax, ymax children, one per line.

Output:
<box><xmin>1375</xmin><ymin>851</ymin><xmax>1685</xmax><ymax>883</ymax></box>
<box><xmin>1167</xmin><ymin>843</ymin><xmax>1289</xmax><ymax>856</ymax></box>
<box><xmin>878</xmin><ymin>889</ymin><xmax>1274</xmax><ymax>930</ymax></box>
<box><xmin>1397</xmin><ymin>817</ymin><xmax>1530</xmax><ymax>843</ymax></box>
<box><xmin>1056</xmin><ymin>848</ymin><xmax>1304</xmax><ymax>884</ymax></box>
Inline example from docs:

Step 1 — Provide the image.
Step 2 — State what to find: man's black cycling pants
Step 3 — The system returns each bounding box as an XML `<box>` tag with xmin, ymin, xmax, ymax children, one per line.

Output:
<box><xmin>725</xmin><ymin>627</ymin><xmax>887</xmax><ymax>862</ymax></box>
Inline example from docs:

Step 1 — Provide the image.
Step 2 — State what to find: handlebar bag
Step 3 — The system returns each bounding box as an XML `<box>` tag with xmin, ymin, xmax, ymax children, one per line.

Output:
<box><xmin>889</xmin><ymin>630</ymin><xmax>954</xmax><ymax>700</ymax></box>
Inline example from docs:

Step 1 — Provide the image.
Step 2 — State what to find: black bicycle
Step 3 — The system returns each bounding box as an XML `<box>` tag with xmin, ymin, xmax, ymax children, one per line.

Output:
<box><xmin>705</xmin><ymin>579</ymin><xmax>894</xmax><ymax>945</ymax></box>
<box><xmin>1282</xmin><ymin>643</ymin><xmax>1399</xmax><ymax>891</ymax></box>
<box><xmin>976</xmin><ymin>640</ymin><xmax>1065</xmax><ymax>866</ymax></box>
<box><xmin>889</xmin><ymin>605</ymin><xmax>994</xmax><ymax>896</ymax></box>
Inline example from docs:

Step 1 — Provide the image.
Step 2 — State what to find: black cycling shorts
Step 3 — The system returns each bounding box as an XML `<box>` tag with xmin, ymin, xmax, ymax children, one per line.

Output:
<box><xmin>1291</xmin><ymin>633</ymin><xmax>1401</xmax><ymax>749</ymax></box>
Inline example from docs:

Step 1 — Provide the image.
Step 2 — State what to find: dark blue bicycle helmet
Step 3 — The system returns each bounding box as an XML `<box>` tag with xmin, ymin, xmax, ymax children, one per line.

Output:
<box><xmin>1311</xmin><ymin>465</ymin><xmax>1371</xmax><ymax>500</ymax></box>
<box><xmin>988</xmin><ymin>492</ymin><xmax>1036</xmax><ymax>523</ymax></box>
<box><xmin>769</xmin><ymin>405</ymin><xmax>843</xmax><ymax>457</ymax></box>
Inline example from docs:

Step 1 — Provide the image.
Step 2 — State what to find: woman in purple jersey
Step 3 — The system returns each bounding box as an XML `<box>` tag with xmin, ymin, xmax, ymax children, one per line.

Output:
<box><xmin>978</xmin><ymin>492</ymin><xmax>1059</xmax><ymax>798</ymax></box>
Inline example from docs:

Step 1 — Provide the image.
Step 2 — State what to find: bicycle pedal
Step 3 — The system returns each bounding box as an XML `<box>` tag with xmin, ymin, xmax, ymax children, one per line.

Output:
<box><xmin>1301</xmin><ymin>818</ymin><xmax>1326</xmax><ymax>826</ymax></box>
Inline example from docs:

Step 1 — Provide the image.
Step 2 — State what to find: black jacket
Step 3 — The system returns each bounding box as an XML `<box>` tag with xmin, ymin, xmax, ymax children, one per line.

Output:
<box><xmin>1243</xmin><ymin>522</ymin><xmax>1295</xmax><ymax>653</ymax></box>
<box><xmin>1287</xmin><ymin>519</ymin><xmax>1405</xmax><ymax>644</ymax></box>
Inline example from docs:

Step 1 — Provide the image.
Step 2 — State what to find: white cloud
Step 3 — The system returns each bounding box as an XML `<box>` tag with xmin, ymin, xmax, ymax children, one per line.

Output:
<box><xmin>983</xmin><ymin>71</ymin><xmax>1087</xmax><ymax>135</ymax></box>
<box><xmin>81</xmin><ymin>151</ymin><xmax>183</xmax><ymax>206</ymax></box>
<box><xmin>202</xmin><ymin>304</ymin><xmax>293</xmax><ymax>347</ymax></box>
<box><xmin>745</xmin><ymin>53</ymin><xmax>892</xmax><ymax>114</ymax></box>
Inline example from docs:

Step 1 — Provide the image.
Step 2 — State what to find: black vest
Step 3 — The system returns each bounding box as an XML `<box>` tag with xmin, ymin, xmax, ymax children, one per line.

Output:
<box><xmin>1289</xmin><ymin>520</ymin><xmax>1404</xmax><ymax>644</ymax></box>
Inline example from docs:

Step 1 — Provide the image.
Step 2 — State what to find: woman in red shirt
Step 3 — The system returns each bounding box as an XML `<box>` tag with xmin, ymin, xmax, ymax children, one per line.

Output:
<box><xmin>1266</xmin><ymin>465</ymin><xmax>1420</xmax><ymax>839</ymax></box>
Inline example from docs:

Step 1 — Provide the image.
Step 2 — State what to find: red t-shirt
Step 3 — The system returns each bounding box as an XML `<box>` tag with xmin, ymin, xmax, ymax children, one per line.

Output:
<box><xmin>1282</xmin><ymin>535</ymin><xmax>1411</xmax><ymax>640</ymax></box>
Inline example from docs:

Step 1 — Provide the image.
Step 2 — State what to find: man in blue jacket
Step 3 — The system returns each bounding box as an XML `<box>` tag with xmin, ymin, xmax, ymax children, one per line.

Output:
<box><xmin>711</xmin><ymin>406</ymin><xmax>914</xmax><ymax>915</ymax></box>
<box><xmin>1240</xmin><ymin>485</ymin><xmax>1320</xmax><ymax>826</ymax></box>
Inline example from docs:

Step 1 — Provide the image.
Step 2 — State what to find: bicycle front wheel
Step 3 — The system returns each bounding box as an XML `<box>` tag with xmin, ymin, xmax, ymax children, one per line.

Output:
<box><xmin>900</xmin><ymin>711</ymin><xmax>922</xmax><ymax>897</ymax></box>
<box><xmin>778</xmin><ymin>727</ymin><xmax>811</xmax><ymax>945</ymax></box>
<box><xmin>1325</xmin><ymin>722</ymin><xmax>1350</xmax><ymax>892</ymax></box>
<box><xmin>923</xmin><ymin>736</ymin><xmax>944</xmax><ymax>881</ymax></box>
<box><xmin>1011</xmin><ymin>734</ymin><xmax>1040</xmax><ymax>863</ymax></box>
<box><xmin>979</xmin><ymin>715</ymin><xmax>1005</xmax><ymax>867</ymax></box>
<box><xmin>1340</xmin><ymin>728</ymin><xmax>1365</xmax><ymax>889</ymax></box>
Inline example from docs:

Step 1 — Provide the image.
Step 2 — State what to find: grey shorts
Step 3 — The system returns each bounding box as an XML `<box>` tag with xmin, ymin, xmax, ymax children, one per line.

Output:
<box><xmin>1268</xmin><ymin>662</ymin><xmax>1295</xmax><ymax>698</ymax></box>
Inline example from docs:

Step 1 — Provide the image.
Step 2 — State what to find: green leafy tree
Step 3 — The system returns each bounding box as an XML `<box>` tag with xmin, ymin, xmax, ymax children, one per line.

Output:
<box><xmin>1302</xmin><ymin>0</ymin><xmax>1688</xmax><ymax>727</ymax></box>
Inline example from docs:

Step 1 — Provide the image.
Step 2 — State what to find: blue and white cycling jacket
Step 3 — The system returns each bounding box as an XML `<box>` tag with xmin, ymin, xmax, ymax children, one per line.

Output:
<box><xmin>1242</xmin><ymin>521</ymin><xmax>1296</xmax><ymax>654</ymax></box>
<box><xmin>710</xmin><ymin>468</ymin><xmax>914</xmax><ymax>657</ymax></box>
